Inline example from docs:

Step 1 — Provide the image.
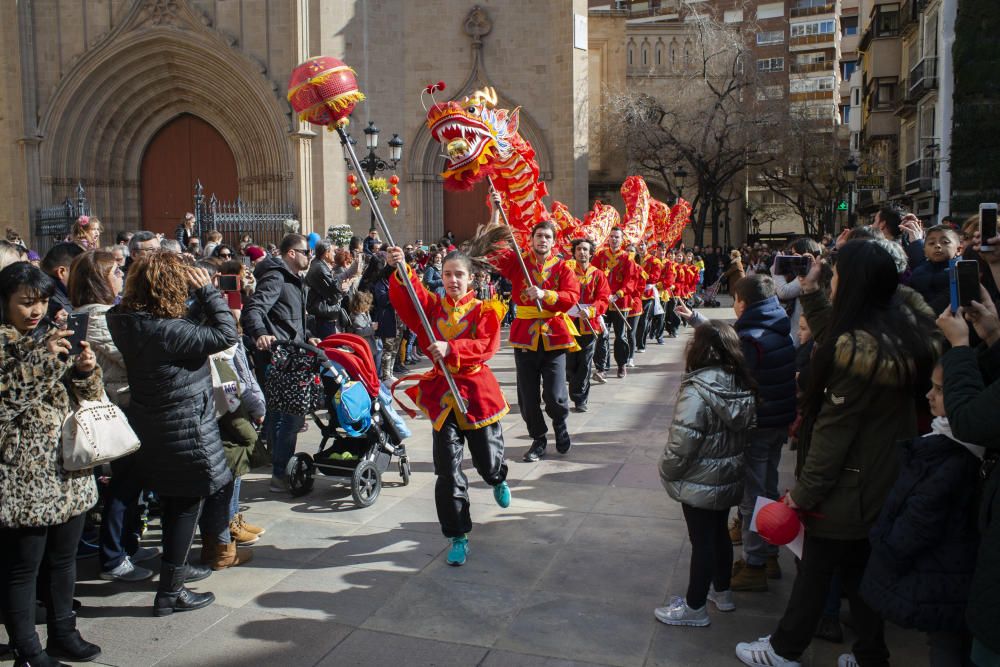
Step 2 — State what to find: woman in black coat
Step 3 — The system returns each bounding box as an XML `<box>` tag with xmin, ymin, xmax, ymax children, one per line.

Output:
<box><xmin>106</xmin><ymin>252</ymin><xmax>238</xmax><ymax>617</ymax></box>
<box><xmin>305</xmin><ymin>241</ymin><xmax>357</xmax><ymax>338</ymax></box>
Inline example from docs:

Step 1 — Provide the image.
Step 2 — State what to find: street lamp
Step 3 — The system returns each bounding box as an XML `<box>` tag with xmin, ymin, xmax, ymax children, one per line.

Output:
<box><xmin>843</xmin><ymin>156</ymin><xmax>860</xmax><ymax>228</ymax></box>
<box><xmin>344</xmin><ymin>120</ymin><xmax>404</xmax><ymax>231</ymax></box>
<box><xmin>673</xmin><ymin>165</ymin><xmax>688</xmax><ymax>199</ymax></box>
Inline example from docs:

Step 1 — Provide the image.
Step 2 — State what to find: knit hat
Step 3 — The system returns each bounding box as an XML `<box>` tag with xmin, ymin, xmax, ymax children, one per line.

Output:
<box><xmin>245</xmin><ymin>245</ymin><xmax>265</xmax><ymax>262</ymax></box>
<box><xmin>27</xmin><ymin>250</ymin><xmax>40</xmax><ymax>261</ymax></box>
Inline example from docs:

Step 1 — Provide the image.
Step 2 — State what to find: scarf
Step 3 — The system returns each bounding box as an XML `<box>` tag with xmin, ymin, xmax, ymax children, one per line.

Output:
<box><xmin>929</xmin><ymin>416</ymin><xmax>986</xmax><ymax>460</ymax></box>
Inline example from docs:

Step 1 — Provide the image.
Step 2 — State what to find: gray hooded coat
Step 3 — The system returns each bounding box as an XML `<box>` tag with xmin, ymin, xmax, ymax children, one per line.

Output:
<box><xmin>659</xmin><ymin>366</ymin><xmax>756</xmax><ymax>510</ymax></box>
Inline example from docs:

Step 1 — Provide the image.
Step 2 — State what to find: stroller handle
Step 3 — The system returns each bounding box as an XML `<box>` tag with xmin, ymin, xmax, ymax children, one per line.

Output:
<box><xmin>271</xmin><ymin>339</ymin><xmax>343</xmax><ymax>380</ymax></box>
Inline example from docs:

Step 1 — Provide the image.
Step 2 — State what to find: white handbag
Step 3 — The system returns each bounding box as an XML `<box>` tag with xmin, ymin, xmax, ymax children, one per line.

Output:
<box><xmin>61</xmin><ymin>394</ymin><xmax>141</xmax><ymax>471</ymax></box>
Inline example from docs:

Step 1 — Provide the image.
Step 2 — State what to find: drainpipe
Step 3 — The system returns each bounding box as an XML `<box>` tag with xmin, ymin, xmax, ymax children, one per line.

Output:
<box><xmin>937</xmin><ymin>0</ymin><xmax>957</xmax><ymax>223</ymax></box>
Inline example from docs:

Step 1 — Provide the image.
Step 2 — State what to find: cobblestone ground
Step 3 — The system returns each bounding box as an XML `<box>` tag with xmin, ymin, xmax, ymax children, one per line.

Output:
<box><xmin>1</xmin><ymin>302</ymin><xmax>928</xmax><ymax>666</ymax></box>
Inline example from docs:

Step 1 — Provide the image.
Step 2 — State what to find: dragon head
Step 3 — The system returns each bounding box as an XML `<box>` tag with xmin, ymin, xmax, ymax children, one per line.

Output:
<box><xmin>426</xmin><ymin>86</ymin><xmax>519</xmax><ymax>191</ymax></box>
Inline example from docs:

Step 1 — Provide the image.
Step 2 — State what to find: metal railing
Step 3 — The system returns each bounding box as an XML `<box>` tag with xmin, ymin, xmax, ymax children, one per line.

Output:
<box><xmin>904</xmin><ymin>158</ymin><xmax>934</xmax><ymax>193</ymax></box>
<box><xmin>908</xmin><ymin>57</ymin><xmax>938</xmax><ymax>100</ymax></box>
<box><xmin>34</xmin><ymin>182</ymin><xmax>90</xmax><ymax>255</ymax></box>
<box><xmin>790</xmin><ymin>61</ymin><xmax>833</xmax><ymax>74</ymax></box>
<box><xmin>194</xmin><ymin>181</ymin><xmax>298</xmax><ymax>251</ymax></box>
<box><xmin>790</xmin><ymin>3</ymin><xmax>835</xmax><ymax>18</ymax></box>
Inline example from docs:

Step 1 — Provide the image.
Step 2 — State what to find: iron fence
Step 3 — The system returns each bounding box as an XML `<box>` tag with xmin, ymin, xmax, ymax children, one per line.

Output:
<box><xmin>193</xmin><ymin>181</ymin><xmax>297</xmax><ymax>252</ymax></box>
<box><xmin>34</xmin><ymin>183</ymin><xmax>90</xmax><ymax>255</ymax></box>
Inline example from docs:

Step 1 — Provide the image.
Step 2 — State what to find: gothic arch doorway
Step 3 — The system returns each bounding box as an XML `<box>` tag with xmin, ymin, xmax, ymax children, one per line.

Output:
<box><xmin>140</xmin><ymin>114</ymin><xmax>238</xmax><ymax>235</ymax></box>
<box><xmin>443</xmin><ymin>181</ymin><xmax>491</xmax><ymax>243</ymax></box>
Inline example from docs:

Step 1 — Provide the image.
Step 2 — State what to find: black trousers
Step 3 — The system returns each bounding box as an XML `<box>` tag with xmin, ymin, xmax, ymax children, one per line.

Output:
<box><xmin>594</xmin><ymin>328</ymin><xmax>610</xmax><ymax>372</ymax></box>
<box><xmin>566</xmin><ymin>334</ymin><xmax>597</xmax><ymax>408</ymax></box>
<box><xmin>635</xmin><ymin>299</ymin><xmax>654</xmax><ymax>350</ymax></box>
<box><xmin>432</xmin><ymin>414</ymin><xmax>507</xmax><ymax>538</ymax></box>
<box><xmin>770</xmin><ymin>535</ymin><xmax>888</xmax><ymax>665</ymax></box>
<box><xmin>605</xmin><ymin>311</ymin><xmax>638</xmax><ymax>368</ymax></box>
<box><xmin>159</xmin><ymin>496</ymin><xmax>203</xmax><ymax>567</ymax></box>
<box><xmin>665</xmin><ymin>298</ymin><xmax>681</xmax><ymax>335</ymax></box>
<box><xmin>681</xmin><ymin>504</ymin><xmax>732</xmax><ymax>609</ymax></box>
<box><xmin>514</xmin><ymin>347</ymin><xmax>570</xmax><ymax>439</ymax></box>
<box><xmin>0</xmin><ymin>513</ymin><xmax>86</xmax><ymax>651</ymax></box>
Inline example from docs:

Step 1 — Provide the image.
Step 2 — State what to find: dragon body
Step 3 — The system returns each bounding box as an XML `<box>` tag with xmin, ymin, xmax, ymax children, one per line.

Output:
<box><xmin>425</xmin><ymin>86</ymin><xmax>691</xmax><ymax>249</ymax></box>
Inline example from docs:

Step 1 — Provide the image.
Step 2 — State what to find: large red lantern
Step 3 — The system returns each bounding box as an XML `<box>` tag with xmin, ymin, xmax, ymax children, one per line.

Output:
<box><xmin>287</xmin><ymin>57</ymin><xmax>365</xmax><ymax>129</ymax></box>
<box><xmin>756</xmin><ymin>502</ymin><xmax>802</xmax><ymax>546</ymax></box>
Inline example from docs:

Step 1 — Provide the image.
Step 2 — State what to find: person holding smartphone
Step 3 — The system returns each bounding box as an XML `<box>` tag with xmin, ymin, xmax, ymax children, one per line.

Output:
<box><xmin>0</xmin><ymin>262</ymin><xmax>104</xmax><ymax>665</ymax></box>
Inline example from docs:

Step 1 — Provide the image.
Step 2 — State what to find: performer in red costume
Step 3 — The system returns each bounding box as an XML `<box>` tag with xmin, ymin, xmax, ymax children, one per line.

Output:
<box><xmin>385</xmin><ymin>246</ymin><xmax>511</xmax><ymax>567</ymax></box>
<box><xmin>488</xmin><ymin>197</ymin><xmax>581</xmax><ymax>462</ymax></box>
<box><xmin>593</xmin><ymin>228</ymin><xmax>643</xmax><ymax>378</ymax></box>
<box><xmin>564</xmin><ymin>238</ymin><xmax>610</xmax><ymax>413</ymax></box>
<box><xmin>635</xmin><ymin>240</ymin><xmax>664</xmax><ymax>353</ymax></box>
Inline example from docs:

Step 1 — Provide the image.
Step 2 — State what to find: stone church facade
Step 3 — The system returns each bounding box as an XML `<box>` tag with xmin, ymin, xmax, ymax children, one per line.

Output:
<box><xmin>0</xmin><ymin>0</ymin><xmax>589</xmax><ymax>246</ymax></box>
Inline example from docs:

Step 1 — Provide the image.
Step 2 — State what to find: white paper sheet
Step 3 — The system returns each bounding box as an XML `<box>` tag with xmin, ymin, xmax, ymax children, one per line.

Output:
<box><xmin>749</xmin><ymin>496</ymin><xmax>805</xmax><ymax>560</ymax></box>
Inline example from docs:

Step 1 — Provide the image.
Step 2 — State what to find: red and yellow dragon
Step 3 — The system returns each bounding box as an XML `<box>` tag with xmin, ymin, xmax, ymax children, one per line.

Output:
<box><xmin>425</xmin><ymin>85</ymin><xmax>690</xmax><ymax>248</ymax></box>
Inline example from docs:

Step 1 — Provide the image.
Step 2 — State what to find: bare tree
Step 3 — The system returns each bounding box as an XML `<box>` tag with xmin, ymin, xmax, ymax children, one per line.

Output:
<box><xmin>753</xmin><ymin>110</ymin><xmax>849</xmax><ymax>236</ymax></box>
<box><xmin>602</xmin><ymin>3</ymin><xmax>779</xmax><ymax>246</ymax></box>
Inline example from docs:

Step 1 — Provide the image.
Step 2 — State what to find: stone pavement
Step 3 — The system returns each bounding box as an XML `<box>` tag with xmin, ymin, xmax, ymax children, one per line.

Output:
<box><xmin>1</xmin><ymin>303</ymin><xmax>928</xmax><ymax>667</ymax></box>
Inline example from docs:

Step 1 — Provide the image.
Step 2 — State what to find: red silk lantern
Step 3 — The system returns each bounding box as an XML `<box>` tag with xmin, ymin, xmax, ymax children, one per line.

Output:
<box><xmin>389</xmin><ymin>175</ymin><xmax>399</xmax><ymax>185</ymax></box>
<box><xmin>756</xmin><ymin>502</ymin><xmax>801</xmax><ymax>546</ymax></box>
<box><xmin>287</xmin><ymin>57</ymin><xmax>365</xmax><ymax>129</ymax></box>
<box><xmin>347</xmin><ymin>174</ymin><xmax>356</xmax><ymax>184</ymax></box>
<box><xmin>389</xmin><ymin>199</ymin><xmax>400</xmax><ymax>209</ymax></box>
<box><xmin>349</xmin><ymin>185</ymin><xmax>360</xmax><ymax>196</ymax></box>
<box><xmin>350</xmin><ymin>198</ymin><xmax>361</xmax><ymax>210</ymax></box>
<box><xmin>389</xmin><ymin>186</ymin><xmax>400</xmax><ymax>196</ymax></box>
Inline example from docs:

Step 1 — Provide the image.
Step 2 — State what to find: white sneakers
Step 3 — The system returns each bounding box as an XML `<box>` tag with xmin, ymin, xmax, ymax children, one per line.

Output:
<box><xmin>735</xmin><ymin>636</ymin><xmax>802</xmax><ymax>667</ymax></box>
<box><xmin>838</xmin><ymin>654</ymin><xmax>859</xmax><ymax>667</ymax></box>
<box><xmin>707</xmin><ymin>584</ymin><xmax>736</xmax><ymax>612</ymax></box>
<box><xmin>654</xmin><ymin>596</ymin><xmax>710</xmax><ymax>627</ymax></box>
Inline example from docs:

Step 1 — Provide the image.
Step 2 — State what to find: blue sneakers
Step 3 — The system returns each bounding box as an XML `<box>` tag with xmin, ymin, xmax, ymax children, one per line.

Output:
<box><xmin>493</xmin><ymin>481</ymin><xmax>511</xmax><ymax>508</ymax></box>
<box><xmin>447</xmin><ymin>536</ymin><xmax>469</xmax><ymax>566</ymax></box>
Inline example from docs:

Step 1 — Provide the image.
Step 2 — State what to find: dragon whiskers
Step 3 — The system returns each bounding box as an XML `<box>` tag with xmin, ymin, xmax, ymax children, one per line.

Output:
<box><xmin>466</xmin><ymin>223</ymin><xmax>516</xmax><ymax>270</ymax></box>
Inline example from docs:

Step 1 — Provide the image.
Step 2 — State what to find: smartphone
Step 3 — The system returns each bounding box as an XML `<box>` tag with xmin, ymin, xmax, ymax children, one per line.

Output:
<box><xmin>240</xmin><ymin>255</ymin><xmax>251</xmax><ymax>268</ymax></box>
<box><xmin>774</xmin><ymin>255</ymin><xmax>811</xmax><ymax>277</ymax></box>
<box><xmin>950</xmin><ymin>259</ymin><xmax>980</xmax><ymax>312</ymax></box>
<box><xmin>980</xmin><ymin>203</ymin><xmax>998</xmax><ymax>251</ymax></box>
<box><xmin>218</xmin><ymin>274</ymin><xmax>240</xmax><ymax>292</ymax></box>
<box><xmin>65</xmin><ymin>312</ymin><xmax>90</xmax><ymax>355</ymax></box>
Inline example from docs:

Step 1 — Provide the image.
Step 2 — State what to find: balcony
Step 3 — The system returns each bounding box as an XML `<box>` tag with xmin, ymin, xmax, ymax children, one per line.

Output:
<box><xmin>904</xmin><ymin>158</ymin><xmax>935</xmax><ymax>193</ymax></box>
<box><xmin>900</xmin><ymin>0</ymin><xmax>919</xmax><ymax>34</ymax></box>
<box><xmin>908</xmin><ymin>57</ymin><xmax>938</xmax><ymax>100</ymax></box>
<box><xmin>789</xmin><ymin>90</ymin><xmax>837</xmax><ymax>103</ymax></box>
<box><xmin>790</xmin><ymin>33</ymin><xmax>836</xmax><ymax>48</ymax></box>
<box><xmin>790</xmin><ymin>61</ymin><xmax>834</xmax><ymax>74</ymax></box>
<box><xmin>894</xmin><ymin>79</ymin><xmax>917</xmax><ymax>116</ymax></box>
<box><xmin>790</xmin><ymin>3</ymin><xmax>835</xmax><ymax>18</ymax></box>
<box><xmin>859</xmin><ymin>24</ymin><xmax>900</xmax><ymax>52</ymax></box>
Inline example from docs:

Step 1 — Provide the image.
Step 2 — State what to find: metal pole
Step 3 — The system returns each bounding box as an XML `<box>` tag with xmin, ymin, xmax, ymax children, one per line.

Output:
<box><xmin>337</xmin><ymin>125</ymin><xmax>468</xmax><ymax>415</ymax></box>
<box><xmin>485</xmin><ymin>176</ymin><xmax>546</xmax><ymax>314</ymax></box>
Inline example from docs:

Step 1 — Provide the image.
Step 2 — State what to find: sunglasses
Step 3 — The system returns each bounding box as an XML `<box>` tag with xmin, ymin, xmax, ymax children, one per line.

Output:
<box><xmin>218</xmin><ymin>253</ymin><xmax>232</xmax><ymax>258</ymax></box>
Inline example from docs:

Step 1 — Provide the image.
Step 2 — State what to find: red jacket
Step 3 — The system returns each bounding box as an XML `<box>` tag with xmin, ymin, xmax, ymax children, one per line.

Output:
<box><xmin>565</xmin><ymin>260</ymin><xmax>610</xmax><ymax>335</ymax></box>
<box><xmin>388</xmin><ymin>268</ymin><xmax>509</xmax><ymax>431</ymax></box>
<box><xmin>493</xmin><ymin>248</ymin><xmax>581</xmax><ymax>351</ymax></box>
<box><xmin>593</xmin><ymin>247</ymin><xmax>643</xmax><ymax>314</ymax></box>
<box><xmin>639</xmin><ymin>255</ymin><xmax>664</xmax><ymax>300</ymax></box>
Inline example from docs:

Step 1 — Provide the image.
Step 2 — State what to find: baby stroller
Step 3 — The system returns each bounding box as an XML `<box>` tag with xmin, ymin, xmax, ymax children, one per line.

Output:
<box><xmin>702</xmin><ymin>275</ymin><xmax>724</xmax><ymax>308</ymax></box>
<box><xmin>268</xmin><ymin>336</ymin><xmax>410</xmax><ymax>508</ymax></box>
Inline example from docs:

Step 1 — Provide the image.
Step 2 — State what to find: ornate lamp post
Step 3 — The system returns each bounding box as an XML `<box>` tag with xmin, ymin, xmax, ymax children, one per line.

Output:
<box><xmin>843</xmin><ymin>156</ymin><xmax>860</xmax><ymax>228</ymax></box>
<box><xmin>673</xmin><ymin>165</ymin><xmax>688</xmax><ymax>200</ymax></box>
<box><xmin>343</xmin><ymin>120</ymin><xmax>404</xmax><ymax>231</ymax></box>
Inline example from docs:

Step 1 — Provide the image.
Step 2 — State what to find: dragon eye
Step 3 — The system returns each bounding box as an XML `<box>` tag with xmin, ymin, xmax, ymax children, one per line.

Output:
<box><xmin>466</xmin><ymin>106</ymin><xmax>479</xmax><ymax>115</ymax></box>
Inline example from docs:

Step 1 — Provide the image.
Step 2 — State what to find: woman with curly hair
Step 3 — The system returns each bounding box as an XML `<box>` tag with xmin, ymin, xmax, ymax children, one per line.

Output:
<box><xmin>106</xmin><ymin>252</ymin><xmax>238</xmax><ymax>617</ymax></box>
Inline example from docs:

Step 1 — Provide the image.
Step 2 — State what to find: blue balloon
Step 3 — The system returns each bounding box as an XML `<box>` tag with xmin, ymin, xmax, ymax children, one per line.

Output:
<box><xmin>307</xmin><ymin>232</ymin><xmax>321</xmax><ymax>252</ymax></box>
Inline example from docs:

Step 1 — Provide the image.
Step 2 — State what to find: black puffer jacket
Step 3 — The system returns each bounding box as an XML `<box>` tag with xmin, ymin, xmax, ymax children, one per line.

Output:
<box><xmin>305</xmin><ymin>260</ymin><xmax>348</xmax><ymax>330</ymax></box>
<box><xmin>106</xmin><ymin>286</ymin><xmax>238</xmax><ymax>497</ymax></box>
<box><xmin>860</xmin><ymin>431</ymin><xmax>981</xmax><ymax>632</ymax></box>
<box><xmin>242</xmin><ymin>256</ymin><xmax>309</xmax><ymax>342</ymax></box>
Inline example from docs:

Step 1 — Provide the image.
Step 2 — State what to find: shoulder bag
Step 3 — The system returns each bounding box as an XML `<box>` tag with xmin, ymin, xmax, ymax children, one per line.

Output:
<box><xmin>61</xmin><ymin>394</ymin><xmax>141</xmax><ymax>471</ymax></box>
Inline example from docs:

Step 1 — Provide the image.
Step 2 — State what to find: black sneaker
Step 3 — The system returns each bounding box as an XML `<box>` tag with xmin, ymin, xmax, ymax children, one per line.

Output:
<box><xmin>554</xmin><ymin>424</ymin><xmax>572</xmax><ymax>454</ymax></box>
<box><xmin>523</xmin><ymin>438</ymin><xmax>546</xmax><ymax>462</ymax></box>
<box><xmin>571</xmin><ymin>404</ymin><xmax>588</xmax><ymax>413</ymax></box>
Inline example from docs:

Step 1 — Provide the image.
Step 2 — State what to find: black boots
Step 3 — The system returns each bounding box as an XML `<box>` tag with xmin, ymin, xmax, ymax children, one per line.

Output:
<box><xmin>522</xmin><ymin>437</ymin><xmax>547</xmax><ymax>462</ymax></box>
<box><xmin>184</xmin><ymin>562</ymin><xmax>212</xmax><ymax>583</ymax></box>
<box><xmin>11</xmin><ymin>635</ymin><xmax>69</xmax><ymax>667</ymax></box>
<box><xmin>153</xmin><ymin>562</ymin><xmax>215</xmax><ymax>617</ymax></box>
<box><xmin>554</xmin><ymin>422</ymin><xmax>572</xmax><ymax>454</ymax></box>
<box><xmin>45</xmin><ymin>613</ymin><xmax>101</xmax><ymax>663</ymax></box>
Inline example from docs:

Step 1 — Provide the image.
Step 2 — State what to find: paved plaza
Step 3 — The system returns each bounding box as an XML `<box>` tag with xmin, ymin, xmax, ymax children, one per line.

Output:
<box><xmin>0</xmin><ymin>305</ymin><xmax>927</xmax><ymax>667</ymax></box>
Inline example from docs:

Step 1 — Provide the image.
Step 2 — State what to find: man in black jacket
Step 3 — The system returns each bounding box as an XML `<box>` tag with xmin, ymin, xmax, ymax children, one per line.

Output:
<box><xmin>240</xmin><ymin>233</ymin><xmax>318</xmax><ymax>493</ymax></box>
<box><xmin>730</xmin><ymin>275</ymin><xmax>797</xmax><ymax>591</ymax></box>
<box><xmin>41</xmin><ymin>243</ymin><xmax>84</xmax><ymax>320</ymax></box>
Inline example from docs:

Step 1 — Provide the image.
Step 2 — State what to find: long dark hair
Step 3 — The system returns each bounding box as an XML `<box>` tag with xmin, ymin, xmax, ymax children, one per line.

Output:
<box><xmin>360</xmin><ymin>254</ymin><xmax>387</xmax><ymax>289</ymax></box>
<box><xmin>685</xmin><ymin>320</ymin><xmax>757</xmax><ymax>393</ymax></box>
<box><xmin>0</xmin><ymin>263</ymin><xmax>55</xmax><ymax>325</ymax></box>
<box><xmin>802</xmin><ymin>240</ymin><xmax>937</xmax><ymax>420</ymax></box>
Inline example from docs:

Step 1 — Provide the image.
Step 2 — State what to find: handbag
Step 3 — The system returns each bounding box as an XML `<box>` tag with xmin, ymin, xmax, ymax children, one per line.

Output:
<box><xmin>263</xmin><ymin>344</ymin><xmax>323</xmax><ymax>416</ymax></box>
<box><xmin>61</xmin><ymin>394</ymin><xmax>141</xmax><ymax>471</ymax></box>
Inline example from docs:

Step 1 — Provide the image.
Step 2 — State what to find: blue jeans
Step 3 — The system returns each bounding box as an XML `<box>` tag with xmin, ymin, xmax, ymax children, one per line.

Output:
<box><xmin>740</xmin><ymin>426</ymin><xmax>787</xmax><ymax>566</ymax></box>
<box><xmin>98</xmin><ymin>454</ymin><xmax>143</xmax><ymax>571</ymax></box>
<box><xmin>268</xmin><ymin>410</ymin><xmax>305</xmax><ymax>478</ymax></box>
<box><xmin>198</xmin><ymin>478</ymin><xmax>234</xmax><ymax>544</ymax></box>
<box><xmin>229</xmin><ymin>476</ymin><xmax>242</xmax><ymax>519</ymax></box>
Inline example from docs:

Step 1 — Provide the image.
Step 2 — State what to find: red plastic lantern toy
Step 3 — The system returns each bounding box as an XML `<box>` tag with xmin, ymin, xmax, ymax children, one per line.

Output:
<box><xmin>287</xmin><ymin>57</ymin><xmax>365</xmax><ymax>129</ymax></box>
<box><xmin>756</xmin><ymin>502</ymin><xmax>801</xmax><ymax>546</ymax></box>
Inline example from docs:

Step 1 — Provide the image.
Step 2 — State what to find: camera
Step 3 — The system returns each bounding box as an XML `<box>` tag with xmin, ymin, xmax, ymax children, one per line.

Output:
<box><xmin>774</xmin><ymin>255</ymin><xmax>811</xmax><ymax>277</ymax></box>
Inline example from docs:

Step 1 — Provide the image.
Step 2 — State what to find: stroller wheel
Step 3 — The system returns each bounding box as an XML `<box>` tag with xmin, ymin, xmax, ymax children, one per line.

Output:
<box><xmin>352</xmin><ymin>460</ymin><xmax>382</xmax><ymax>507</ymax></box>
<box><xmin>285</xmin><ymin>453</ymin><xmax>315</xmax><ymax>497</ymax></box>
<box><xmin>399</xmin><ymin>457</ymin><xmax>411</xmax><ymax>486</ymax></box>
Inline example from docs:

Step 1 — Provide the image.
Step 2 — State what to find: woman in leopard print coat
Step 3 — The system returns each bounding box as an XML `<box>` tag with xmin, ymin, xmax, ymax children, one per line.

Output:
<box><xmin>0</xmin><ymin>262</ymin><xmax>104</xmax><ymax>665</ymax></box>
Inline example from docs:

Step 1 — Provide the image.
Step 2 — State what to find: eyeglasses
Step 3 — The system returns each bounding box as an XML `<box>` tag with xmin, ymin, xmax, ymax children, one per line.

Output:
<box><xmin>218</xmin><ymin>252</ymin><xmax>232</xmax><ymax>258</ymax></box>
<box><xmin>291</xmin><ymin>248</ymin><xmax>310</xmax><ymax>256</ymax></box>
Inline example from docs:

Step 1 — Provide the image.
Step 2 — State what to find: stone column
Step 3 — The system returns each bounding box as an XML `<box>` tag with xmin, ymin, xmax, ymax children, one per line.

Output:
<box><xmin>292</xmin><ymin>124</ymin><xmax>316</xmax><ymax>234</ymax></box>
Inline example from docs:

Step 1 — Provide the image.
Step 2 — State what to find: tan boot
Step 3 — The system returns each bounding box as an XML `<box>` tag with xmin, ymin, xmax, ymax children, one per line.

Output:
<box><xmin>210</xmin><ymin>541</ymin><xmax>253</xmax><ymax>570</ymax></box>
<box><xmin>729</xmin><ymin>515</ymin><xmax>742</xmax><ymax>546</ymax></box>
<box><xmin>730</xmin><ymin>559</ymin><xmax>768</xmax><ymax>592</ymax></box>
<box><xmin>236</xmin><ymin>513</ymin><xmax>265</xmax><ymax>536</ymax></box>
<box><xmin>229</xmin><ymin>516</ymin><xmax>259</xmax><ymax>546</ymax></box>
<box><xmin>766</xmin><ymin>555</ymin><xmax>782</xmax><ymax>580</ymax></box>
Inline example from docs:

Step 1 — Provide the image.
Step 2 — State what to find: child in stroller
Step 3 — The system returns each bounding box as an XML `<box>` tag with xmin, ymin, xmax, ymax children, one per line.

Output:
<box><xmin>275</xmin><ymin>335</ymin><xmax>411</xmax><ymax>507</ymax></box>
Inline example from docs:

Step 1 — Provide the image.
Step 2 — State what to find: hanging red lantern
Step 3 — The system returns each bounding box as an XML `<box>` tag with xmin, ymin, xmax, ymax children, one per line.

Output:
<box><xmin>389</xmin><ymin>199</ymin><xmax>400</xmax><ymax>214</ymax></box>
<box><xmin>349</xmin><ymin>185</ymin><xmax>360</xmax><ymax>196</ymax></box>
<box><xmin>389</xmin><ymin>174</ymin><xmax>399</xmax><ymax>185</ymax></box>
<box><xmin>350</xmin><ymin>198</ymin><xmax>362</xmax><ymax>210</ymax></box>
<box><xmin>389</xmin><ymin>186</ymin><xmax>400</xmax><ymax>196</ymax></box>
<box><xmin>287</xmin><ymin>56</ymin><xmax>366</xmax><ymax>130</ymax></box>
<box><xmin>347</xmin><ymin>174</ymin><xmax>356</xmax><ymax>184</ymax></box>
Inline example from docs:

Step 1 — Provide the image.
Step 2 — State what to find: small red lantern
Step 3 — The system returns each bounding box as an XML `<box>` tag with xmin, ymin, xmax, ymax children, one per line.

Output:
<box><xmin>389</xmin><ymin>175</ymin><xmax>399</xmax><ymax>185</ymax></box>
<box><xmin>756</xmin><ymin>502</ymin><xmax>801</xmax><ymax>546</ymax></box>
<box><xmin>349</xmin><ymin>185</ymin><xmax>360</xmax><ymax>196</ymax></box>
<box><xmin>389</xmin><ymin>186</ymin><xmax>400</xmax><ymax>196</ymax></box>
<box><xmin>350</xmin><ymin>198</ymin><xmax>362</xmax><ymax>210</ymax></box>
<box><xmin>287</xmin><ymin>56</ymin><xmax>366</xmax><ymax>130</ymax></box>
<box><xmin>347</xmin><ymin>174</ymin><xmax>356</xmax><ymax>184</ymax></box>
